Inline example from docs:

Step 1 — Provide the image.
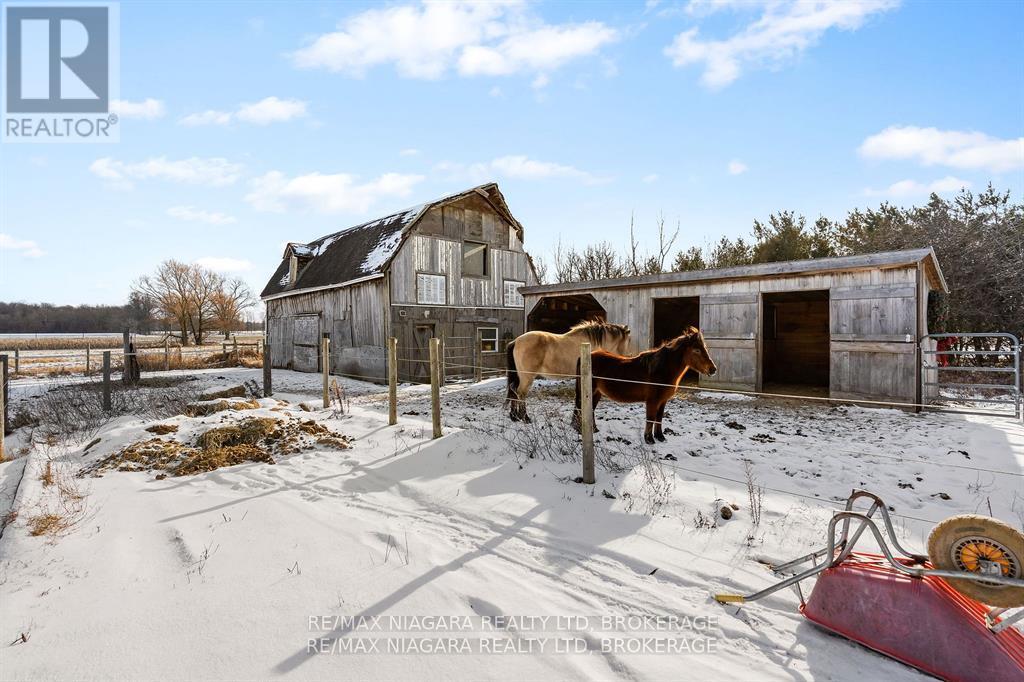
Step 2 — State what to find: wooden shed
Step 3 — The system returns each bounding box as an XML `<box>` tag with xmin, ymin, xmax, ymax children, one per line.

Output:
<box><xmin>261</xmin><ymin>183</ymin><xmax>538</xmax><ymax>382</ymax></box>
<box><xmin>520</xmin><ymin>249</ymin><xmax>948</xmax><ymax>404</ymax></box>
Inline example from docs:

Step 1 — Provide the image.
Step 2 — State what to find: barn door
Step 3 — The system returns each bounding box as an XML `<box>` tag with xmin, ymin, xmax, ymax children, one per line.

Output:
<box><xmin>412</xmin><ymin>324</ymin><xmax>435</xmax><ymax>383</ymax></box>
<box><xmin>699</xmin><ymin>292</ymin><xmax>758</xmax><ymax>388</ymax></box>
<box><xmin>292</xmin><ymin>314</ymin><xmax>321</xmax><ymax>373</ymax></box>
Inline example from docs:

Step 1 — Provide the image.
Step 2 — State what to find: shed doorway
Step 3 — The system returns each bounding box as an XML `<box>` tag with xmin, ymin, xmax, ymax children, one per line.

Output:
<box><xmin>762</xmin><ymin>290</ymin><xmax>830</xmax><ymax>394</ymax></box>
<box><xmin>527</xmin><ymin>294</ymin><xmax>606</xmax><ymax>333</ymax></box>
<box><xmin>652</xmin><ymin>296</ymin><xmax>701</xmax><ymax>384</ymax></box>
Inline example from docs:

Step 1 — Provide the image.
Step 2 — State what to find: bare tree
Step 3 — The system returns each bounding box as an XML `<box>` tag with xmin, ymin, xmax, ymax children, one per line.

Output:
<box><xmin>211</xmin><ymin>277</ymin><xmax>256</xmax><ymax>338</ymax></box>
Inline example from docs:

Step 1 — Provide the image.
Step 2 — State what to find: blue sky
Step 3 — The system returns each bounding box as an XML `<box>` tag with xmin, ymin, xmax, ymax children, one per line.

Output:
<box><xmin>1</xmin><ymin>0</ymin><xmax>1022</xmax><ymax>308</ymax></box>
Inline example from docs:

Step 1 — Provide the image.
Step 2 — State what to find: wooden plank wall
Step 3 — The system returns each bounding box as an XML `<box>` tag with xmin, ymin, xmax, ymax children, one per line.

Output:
<box><xmin>525</xmin><ymin>264</ymin><xmax>924</xmax><ymax>402</ymax></box>
<box><xmin>265</xmin><ymin>279</ymin><xmax>388</xmax><ymax>378</ymax></box>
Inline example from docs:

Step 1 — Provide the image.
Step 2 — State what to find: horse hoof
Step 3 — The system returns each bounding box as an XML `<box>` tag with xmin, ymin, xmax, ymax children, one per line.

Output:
<box><xmin>509</xmin><ymin>412</ymin><xmax>520</xmax><ymax>422</ymax></box>
<box><xmin>644</xmin><ymin>435</ymin><xmax>655</xmax><ymax>445</ymax></box>
<box><xmin>654</xmin><ymin>433</ymin><xmax>666</xmax><ymax>443</ymax></box>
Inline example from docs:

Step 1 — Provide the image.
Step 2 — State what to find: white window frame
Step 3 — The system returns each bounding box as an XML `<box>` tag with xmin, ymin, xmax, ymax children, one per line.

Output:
<box><xmin>416</xmin><ymin>273</ymin><xmax>447</xmax><ymax>305</ymax></box>
<box><xmin>503</xmin><ymin>280</ymin><xmax>525</xmax><ymax>308</ymax></box>
<box><xmin>478</xmin><ymin>327</ymin><xmax>499</xmax><ymax>354</ymax></box>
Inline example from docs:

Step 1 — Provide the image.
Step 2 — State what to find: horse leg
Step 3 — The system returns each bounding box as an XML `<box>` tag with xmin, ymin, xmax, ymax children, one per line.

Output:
<box><xmin>653</xmin><ymin>400</ymin><xmax>667</xmax><ymax>442</ymax></box>
<box><xmin>644</xmin><ymin>400</ymin><xmax>658</xmax><ymax>445</ymax></box>
<box><xmin>591</xmin><ymin>387</ymin><xmax>601</xmax><ymax>433</ymax></box>
<box><xmin>515</xmin><ymin>373</ymin><xmax>535</xmax><ymax>423</ymax></box>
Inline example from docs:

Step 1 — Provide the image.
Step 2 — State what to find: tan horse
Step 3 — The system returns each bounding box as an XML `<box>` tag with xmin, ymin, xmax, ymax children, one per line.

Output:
<box><xmin>507</xmin><ymin>320</ymin><xmax>631</xmax><ymax>422</ymax></box>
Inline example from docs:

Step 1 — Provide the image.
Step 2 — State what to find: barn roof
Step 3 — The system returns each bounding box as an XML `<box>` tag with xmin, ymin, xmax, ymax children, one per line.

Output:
<box><xmin>261</xmin><ymin>183</ymin><xmax>523</xmax><ymax>300</ymax></box>
<box><xmin>520</xmin><ymin>247</ymin><xmax>948</xmax><ymax>296</ymax></box>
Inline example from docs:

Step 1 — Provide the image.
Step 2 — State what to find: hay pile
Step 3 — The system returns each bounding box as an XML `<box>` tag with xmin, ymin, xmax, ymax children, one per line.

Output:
<box><xmin>184</xmin><ymin>398</ymin><xmax>261</xmax><ymax>417</ymax></box>
<box><xmin>85</xmin><ymin>417</ymin><xmax>352</xmax><ymax>478</ymax></box>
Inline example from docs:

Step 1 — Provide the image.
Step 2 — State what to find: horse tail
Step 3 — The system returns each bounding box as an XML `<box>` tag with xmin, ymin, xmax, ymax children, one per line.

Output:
<box><xmin>506</xmin><ymin>340</ymin><xmax>519</xmax><ymax>406</ymax></box>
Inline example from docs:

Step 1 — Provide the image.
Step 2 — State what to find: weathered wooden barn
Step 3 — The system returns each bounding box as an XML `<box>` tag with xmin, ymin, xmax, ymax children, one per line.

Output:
<box><xmin>261</xmin><ymin>183</ymin><xmax>539</xmax><ymax>382</ymax></box>
<box><xmin>520</xmin><ymin>248</ymin><xmax>948</xmax><ymax>404</ymax></box>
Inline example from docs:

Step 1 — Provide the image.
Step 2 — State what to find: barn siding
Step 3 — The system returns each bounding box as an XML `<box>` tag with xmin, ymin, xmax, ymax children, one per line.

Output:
<box><xmin>265</xmin><ymin>278</ymin><xmax>389</xmax><ymax>379</ymax></box>
<box><xmin>525</xmin><ymin>264</ymin><xmax>928</xmax><ymax>403</ymax></box>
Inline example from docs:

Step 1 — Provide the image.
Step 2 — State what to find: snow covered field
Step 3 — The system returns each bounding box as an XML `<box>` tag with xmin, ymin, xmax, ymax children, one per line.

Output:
<box><xmin>1</xmin><ymin>368</ymin><xmax>1021</xmax><ymax>681</ymax></box>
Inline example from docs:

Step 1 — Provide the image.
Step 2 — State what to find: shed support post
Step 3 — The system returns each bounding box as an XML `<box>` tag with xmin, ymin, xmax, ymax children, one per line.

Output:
<box><xmin>388</xmin><ymin>337</ymin><xmax>398</xmax><ymax>426</ymax></box>
<box><xmin>580</xmin><ymin>342</ymin><xmax>595</xmax><ymax>485</ymax></box>
<box><xmin>322</xmin><ymin>336</ymin><xmax>330</xmax><ymax>409</ymax></box>
<box><xmin>430</xmin><ymin>338</ymin><xmax>442</xmax><ymax>438</ymax></box>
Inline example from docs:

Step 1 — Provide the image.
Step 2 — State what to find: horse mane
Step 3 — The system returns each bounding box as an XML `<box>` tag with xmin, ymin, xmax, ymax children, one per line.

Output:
<box><xmin>643</xmin><ymin>327</ymin><xmax>703</xmax><ymax>374</ymax></box>
<box><xmin>567</xmin><ymin>319</ymin><xmax>629</xmax><ymax>345</ymax></box>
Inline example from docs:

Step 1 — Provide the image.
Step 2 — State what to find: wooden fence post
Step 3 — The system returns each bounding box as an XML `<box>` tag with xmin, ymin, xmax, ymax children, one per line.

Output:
<box><xmin>430</xmin><ymin>337</ymin><xmax>442</xmax><ymax>438</ymax></box>
<box><xmin>86</xmin><ymin>344</ymin><xmax>91</xmax><ymax>375</ymax></box>
<box><xmin>322</xmin><ymin>336</ymin><xmax>330</xmax><ymax>409</ymax></box>
<box><xmin>0</xmin><ymin>372</ymin><xmax>5</xmax><ymax>459</ymax></box>
<box><xmin>164</xmin><ymin>339</ymin><xmax>170</xmax><ymax>371</ymax></box>
<box><xmin>580</xmin><ymin>342</ymin><xmax>595</xmax><ymax>485</ymax></box>
<box><xmin>0</xmin><ymin>355</ymin><xmax>8</xmax><ymax>441</ymax></box>
<box><xmin>13</xmin><ymin>349</ymin><xmax>19</xmax><ymax>375</ymax></box>
<box><xmin>102</xmin><ymin>351</ymin><xmax>111</xmax><ymax>412</ymax></box>
<box><xmin>388</xmin><ymin>337</ymin><xmax>398</xmax><ymax>426</ymax></box>
<box><xmin>474</xmin><ymin>336</ymin><xmax>482</xmax><ymax>383</ymax></box>
<box><xmin>233</xmin><ymin>336</ymin><xmax>238</xmax><ymax>364</ymax></box>
<box><xmin>262</xmin><ymin>342</ymin><xmax>273</xmax><ymax>397</ymax></box>
<box><xmin>439</xmin><ymin>335</ymin><xmax>446</xmax><ymax>387</ymax></box>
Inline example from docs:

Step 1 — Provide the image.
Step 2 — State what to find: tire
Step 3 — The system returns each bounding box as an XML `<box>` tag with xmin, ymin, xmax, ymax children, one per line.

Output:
<box><xmin>927</xmin><ymin>514</ymin><xmax>1024</xmax><ymax>608</ymax></box>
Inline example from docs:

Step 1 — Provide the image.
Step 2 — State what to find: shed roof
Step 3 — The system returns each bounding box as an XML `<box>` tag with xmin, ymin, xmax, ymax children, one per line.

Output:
<box><xmin>261</xmin><ymin>183</ymin><xmax>523</xmax><ymax>300</ymax></box>
<box><xmin>520</xmin><ymin>248</ymin><xmax>948</xmax><ymax>296</ymax></box>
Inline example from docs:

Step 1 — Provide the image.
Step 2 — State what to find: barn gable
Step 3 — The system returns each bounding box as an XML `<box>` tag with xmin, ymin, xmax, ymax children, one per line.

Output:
<box><xmin>260</xmin><ymin>183</ymin><xmax>524</xmax><ymax>300</ymax></box>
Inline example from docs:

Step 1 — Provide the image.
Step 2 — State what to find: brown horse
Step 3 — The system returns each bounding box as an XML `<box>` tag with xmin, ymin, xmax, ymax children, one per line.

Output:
<box><xmin>507</xmin><ymin>320</ymin><xmax>631</xmax><ymax>422</ymax></box>
<box><xmin>573</xmin><ymin>327</ymin><xmax>717</xmax><ymax>444</ymax></box>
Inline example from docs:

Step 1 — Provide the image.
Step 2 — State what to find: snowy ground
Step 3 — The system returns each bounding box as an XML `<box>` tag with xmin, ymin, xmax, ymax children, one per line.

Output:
<box><xmin>1</xmin><ymin>368</ymin><xmax>1022</xmax><ymax>681</ymax></box>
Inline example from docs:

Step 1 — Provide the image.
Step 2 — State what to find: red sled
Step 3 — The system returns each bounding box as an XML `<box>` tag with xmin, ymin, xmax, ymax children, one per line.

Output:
<box><xmin>716</xmin><ymin>491</ymin><xmax>1024</xmax><ymax>681</ymax></box>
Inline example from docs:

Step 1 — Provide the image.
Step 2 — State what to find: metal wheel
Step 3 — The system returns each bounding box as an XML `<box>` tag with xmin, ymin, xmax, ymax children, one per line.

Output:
<box><xmin>927</xmin><ymin>514</ymin><xmax>1024</xmax><ymax>608</ymax></box>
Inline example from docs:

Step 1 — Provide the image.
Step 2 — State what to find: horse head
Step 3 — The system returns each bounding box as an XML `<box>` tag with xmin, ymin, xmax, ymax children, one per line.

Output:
<box><xmin>673</xmin><ymin>327</ymin><xmax>717</xmax><ymax>376</ymax></box>
<box><xmin>607</xmin><ymin>323</ymin><xmax>631</xmax><ymax>355</ymax></box>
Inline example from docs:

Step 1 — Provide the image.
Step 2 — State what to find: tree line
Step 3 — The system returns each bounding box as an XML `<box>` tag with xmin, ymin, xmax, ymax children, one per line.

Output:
<box><xmin>538</xmin><ymin>185</ymin><xmax>1023</xmax><ymax>341</ymax></box>
<box><xmin>1</xmin><ymin>261</ymin><xmax>258</xmax><ymax>343</ymax></box>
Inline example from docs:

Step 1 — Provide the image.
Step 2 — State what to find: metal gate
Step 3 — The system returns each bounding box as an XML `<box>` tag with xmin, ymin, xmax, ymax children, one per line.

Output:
<box><xmin>922</xmin><ymin>332</ymin><xmax>1021</xmax><ymax>420</ymax></box>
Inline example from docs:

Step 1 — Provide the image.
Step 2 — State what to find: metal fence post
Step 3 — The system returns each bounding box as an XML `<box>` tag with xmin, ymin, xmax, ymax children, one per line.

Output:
<box><xmin>322</xmin><ymin>336</ymin><xmax>330</xmax><ymax>409</ymax></box>
<box><xmin>102</xmin><ymin>351</ymin><xmax>111</xmax><ymax>412</ymax></box>
<box><xmin>430</xmin><ymin>337</ymin><xmax>442</xmax><ymax>438</ymax></box>
<box><xmin>388</xmin><ymin>337</ymin><xmax>398</xmax><ymax>426</ymax></box>
<box><xmin>439</xmin><ymin>335</ymin><xmax>446</xmax><ymax>387</ymax></box>
<box><xmin>262</xmin><ymin>343</ymin><xmax>273</xmax><ymax>397</ymax></box>
<box><xmin>580</xmin><ymin>342</ymin><xmax>595</xmax><ymax>485</ymax></box>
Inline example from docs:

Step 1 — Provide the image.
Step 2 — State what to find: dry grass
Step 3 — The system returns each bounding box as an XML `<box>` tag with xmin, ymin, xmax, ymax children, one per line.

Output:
<box><xmin>184</xmin><ymin>398</ymin><xmax>261</xmax><ymax>417</ymax></box>
<box><xmin>9</xmin><ymin>346</ymin><xmax>262</xmax><ymax>378</ymax></box>
<box><xmin>28</xmin><ymin>513</ymin><xmax>69</xmax><ymax>536</ymax></box>
<box><xmin>1</xmin><ymin>336</ymin><xmax>176</xmax><ymax>351</ymax></box>
<box><xmin>87</xmin><ymin>417</ymin><xmax>352</xmax><ymax>478</ymax></box>
<box><xmin>198</xmin><ymin>385</ymin><xmax>247</xmax><ymax>401</ymax></box>
<box><xmin>145</xmin><ymin>423</ymin><xmax>179</xmax><ymax>435</ymax></box>
<box><xmin>39</xmin><ymin>460</ymin><xmax>54</xmax><ymax>486</ymax></box>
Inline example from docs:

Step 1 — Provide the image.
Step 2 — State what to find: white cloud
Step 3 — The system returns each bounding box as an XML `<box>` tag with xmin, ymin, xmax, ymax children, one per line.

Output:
<box><xmin>0</xmin><ymin>233</ymin><xmax>45</xmax><ymax>258</ymax></box>
<box><xmin>245</xmin><ymin>171</ymin><xmax>424</xmax><ymax>214</ymax></box>
<box><xmin>195</xmin><ymin>257</ymin><xmax>254</xmax><ymax>273</ymax></box>
<box><xmin>89</xmin><ymin>156</ymin><xmax>243</xmax><ymax>188</ymax></box>
<box><xmin>642</xmin><ymin>173</ymin><xmax>659</xmax><ymax>183</ymax></box>
<box><xmin>865</xmin><ymin>176</ymin><xmax>971</xmax><ymax>198</ymax></box>
<box><xmin>727</xmin><ymin>159</ymin><xmax>748</xmax><ymax>175</ymax></box>
<box><xmin>180</xmin><ymin>97</ymin><xmax>307</xmax><ymax>126</ymax></box>
<box><xmin>292</xmin><ymin>2</ymin><xmax>618</xmax><ymax>80</ymax></box>
<box><xmin>110</xmin><ymin>98</ymin><xmax>165</xmax><ymax>119</ymax></box>
<box><xmin>167</xmin><ymin>206</ymin><xmax>238</xmax><ymax>225</ymax></box>
<box><xmin>399</xmin><ymin>148</ymin><xmax>420</xmax><ymax>156</ymax></box>
<box><xmin>531</xmin><ymin>73</ymin><xmax>550</xmax><ymax>89</ymax></box>
<box><xmin>859</xmin><ymin>125</ymin><xmax>1024</xmax><ymax>174</ymax></box>
<box><xmin>665</xmin><ymin>1</ymin><xmax>898</xmax><ymax>89</ymax></box>
<box><xmin>438</xmin><ymin>155</ymin><xmax>608</xmax><ymax>185</ymax></box>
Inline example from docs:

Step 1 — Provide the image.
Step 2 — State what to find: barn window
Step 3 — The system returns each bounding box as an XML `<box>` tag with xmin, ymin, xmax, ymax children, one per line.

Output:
<box><xmin>503</xmin><ymin>280</ymin><xmax>525</xmax><ymax>307</ymax></box>
<box><xmin>478</xmin><ymin>327</ymin><xmax>498</xmax><ymax>353</ymax></box>
<box><xmin>416</xmin><ymin>273</ymin><xmax>446</xmax><ymax>304</ymax></box>
<box><xmin>462</xmin><ymin>241</ymin><xmax>488</xmax><ymax>277</ymax></box>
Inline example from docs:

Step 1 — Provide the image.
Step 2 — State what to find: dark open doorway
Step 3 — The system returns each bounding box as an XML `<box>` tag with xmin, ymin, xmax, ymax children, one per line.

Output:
<box><xmin>762</xmin><ymin>290</ymin><xmax>830</xmax><ymax>393</ymax></box>
<box><xmin>652</xmin><ymin>297</ymin><xmax>701</xmax><ymax>383</ymax></box>
<box><xmin>527</xmin><ymin>294</ymin><xmax>606</xmax><ymax>333</ymax></box>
